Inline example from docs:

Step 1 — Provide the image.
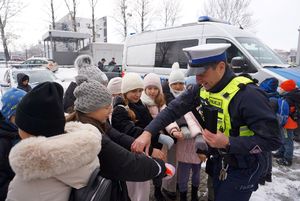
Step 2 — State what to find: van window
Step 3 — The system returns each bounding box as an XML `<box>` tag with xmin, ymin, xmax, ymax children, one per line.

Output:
<box><xmin>236</xmin><ymin>37</ymin><xmax>286</xmax><ymax>65</ymax></box>
<box><xmin>127</xmin><ymin>44</ymin><xmax>156</xmax><ymax>66</ymax></box>
<box><xmin>206</xmin><ymin>38</ymin><xmax>244</xmax><ymax>64</ymax></box>
<box><xmin>155</xmin><ymin>39</ymin><xmax>198</xmax><ymax>69</ymax></box>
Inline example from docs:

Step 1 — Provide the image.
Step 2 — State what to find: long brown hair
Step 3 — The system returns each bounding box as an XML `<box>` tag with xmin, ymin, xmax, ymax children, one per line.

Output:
<box><xmin>154</xmin><ymin>92</ymin><xmax>166</xmax><ymax>108</ymax></box>
<box><xmin>122</xmin><ymin>94</ymin><xmax>137</xmax><ymax>122</ymax></box>
<box><xmin>66</xmin><ymin>111</ymin><xmax>108</xmax><ymax>133</ymax></box>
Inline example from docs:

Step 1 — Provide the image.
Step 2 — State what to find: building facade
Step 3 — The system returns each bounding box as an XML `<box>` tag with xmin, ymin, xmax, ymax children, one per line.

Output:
<box><xmin>55</xmin><ymin>13</ymin><xmax>107</xmax><ymax>42</ymax></box>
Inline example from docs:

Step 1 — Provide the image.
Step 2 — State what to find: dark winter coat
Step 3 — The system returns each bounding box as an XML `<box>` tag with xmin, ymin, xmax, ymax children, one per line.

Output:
<box><xmin>0</xmin><ymin>114</ymin><xmax>19</xmax><ymax>201</ymax></box>
<box><xmin>16</xmin><ymin>73</ymin><xmax>32</xmax><ymax>92</ymax></box>
<box><xmin>63</xmin><ymin>82</ymin><xmax>77</xmax><ymax>113</ymax></box>
<box><xmin>75</xmin><ymin>116</ymin><xmax>166</xmax><ymax>201</ymax></box>
<box><xmin>112</xmin><ymin>96</ymin><xmax>160</xmax><ymax>148</ymax></box>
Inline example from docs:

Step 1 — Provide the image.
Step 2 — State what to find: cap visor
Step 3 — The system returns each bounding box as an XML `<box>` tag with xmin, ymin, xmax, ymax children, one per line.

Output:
<box><xmin>185</xmin><ymin>67</ymin><xmax>207</xmax><ymax>76</ymax></box>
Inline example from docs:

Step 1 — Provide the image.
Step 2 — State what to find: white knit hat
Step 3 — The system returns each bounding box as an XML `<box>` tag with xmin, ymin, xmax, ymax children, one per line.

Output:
<box><xmin>107</xmin><ymin>77</ymin><xmax>122</xmax><ymax>95</ymax></box>
<box><xmin>169</xmin><ymin>62</ymin><xmax>185</xmax><ymax>85</ymax></box>
<box><xmin>121</xmin><ymin>73</ymin><xmax>144</xmax><ymax>93</ymax></box>
<box><xmin>143</xmin><ymin>73</ymin><xmax>162</xmax><ymax>92</ymax></box>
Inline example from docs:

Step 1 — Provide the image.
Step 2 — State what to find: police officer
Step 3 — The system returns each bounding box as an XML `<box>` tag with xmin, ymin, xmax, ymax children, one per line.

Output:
<box><xmin>131</xmin><ymin>43</ymin><xmax>281</xmax><ymax>201</ymax></box>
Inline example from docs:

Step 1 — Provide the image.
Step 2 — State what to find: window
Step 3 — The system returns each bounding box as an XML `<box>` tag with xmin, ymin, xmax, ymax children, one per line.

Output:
<box><xmin>236</xmin><ymin>37</ymin><xmax>286</xmax><ymax>65</ymax></box>
<box><xmin>154</xmin><ymin>39</ymin><xmax>198</xmax><ymax>69</ymax></box>
<box><xmin>206</xmin><ymin>38</ymin><xmax>244</xmax><ymax>64</ymax></box>
<box><xmin>206</xmin><ymin>38</ymin><xmax>257</xmax><ymax>73</ymax></box>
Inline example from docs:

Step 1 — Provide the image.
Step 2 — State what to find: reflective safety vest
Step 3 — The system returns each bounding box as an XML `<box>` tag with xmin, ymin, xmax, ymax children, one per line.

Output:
<box><xmin>200</xmin><ymin>76</ymin><xmax>254</xmax><ymax>137</ymax></box>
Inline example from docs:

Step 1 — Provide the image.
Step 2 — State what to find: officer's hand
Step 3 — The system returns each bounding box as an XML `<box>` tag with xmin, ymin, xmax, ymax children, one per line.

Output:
<box><xmin>131</xmin><ymin>131</ymin><xmax>152</xmax><ymax>154</ymax></box>
<box><xmin>202</xmin><ymin>129</ymin><xmax>229</xmax><ymax>149</ymax></box>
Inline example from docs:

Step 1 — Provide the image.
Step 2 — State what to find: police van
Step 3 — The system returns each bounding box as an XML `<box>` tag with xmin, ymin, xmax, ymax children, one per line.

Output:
<box><xmin>122</xmin><ymin>16</ymin><xmax>300</xmax><ymax>85</ymax></box>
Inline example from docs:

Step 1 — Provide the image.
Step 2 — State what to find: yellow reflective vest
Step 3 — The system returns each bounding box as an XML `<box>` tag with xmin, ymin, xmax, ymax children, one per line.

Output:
<box><xmin>200</xmin><ymin>76</ymin><xmax>255</xmax><ymax>137</ymax></box>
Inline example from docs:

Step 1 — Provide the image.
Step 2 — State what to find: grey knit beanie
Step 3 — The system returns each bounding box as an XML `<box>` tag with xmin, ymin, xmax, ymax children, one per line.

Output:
<box><xmin>75</xmin><ymin>54</ymin><xmax>108</xmax><ymax>86</ymax></box>
<box><xmin>74</xmin><ymin>75</ymin><xmax>112</xmax><ymax>113</ymax></box>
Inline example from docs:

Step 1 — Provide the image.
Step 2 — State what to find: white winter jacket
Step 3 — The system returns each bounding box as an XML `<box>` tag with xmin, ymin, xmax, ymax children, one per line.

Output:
<box><xmin>6</xmin><ymin>122</ymin><xmax>102</xmax><ymax>201</ymax></box>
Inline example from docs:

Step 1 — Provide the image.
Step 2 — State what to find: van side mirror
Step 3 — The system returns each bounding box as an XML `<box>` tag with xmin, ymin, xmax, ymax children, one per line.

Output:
<box><xmin>230</xmin><ymin>57</ymin><xmax>248</xmax><ymax>73</ymax></box>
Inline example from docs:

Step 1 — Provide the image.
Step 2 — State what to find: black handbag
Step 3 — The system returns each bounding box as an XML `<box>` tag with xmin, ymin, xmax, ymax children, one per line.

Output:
<box><xmin>69</xmin><ymin>168</ymin><xmax>112</xmax><ymax>201</ymax></box>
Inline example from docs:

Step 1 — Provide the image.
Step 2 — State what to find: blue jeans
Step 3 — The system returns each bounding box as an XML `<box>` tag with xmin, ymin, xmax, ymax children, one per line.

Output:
<box><xmin>278</xmin><ymin>129</ymin><xmax>294</xmax><ymax>160</ymax></box>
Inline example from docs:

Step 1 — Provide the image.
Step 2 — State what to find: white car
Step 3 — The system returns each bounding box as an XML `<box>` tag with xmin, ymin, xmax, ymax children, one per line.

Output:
<box><xmin>11</xmin><ymin>57</ymin><xmax>59</xmax><ymax>72</ymax></box>
<box><xmin>0</xmin><ymin>68</ymin><xmax>63</xmax><ymax>95</ymax></box>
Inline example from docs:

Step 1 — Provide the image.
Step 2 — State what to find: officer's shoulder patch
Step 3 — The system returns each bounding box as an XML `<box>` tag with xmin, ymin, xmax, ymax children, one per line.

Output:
<box><xmin>249</xmin><ymin>145</ymin><xmax>262</xmax><ymax>154</ymax></box>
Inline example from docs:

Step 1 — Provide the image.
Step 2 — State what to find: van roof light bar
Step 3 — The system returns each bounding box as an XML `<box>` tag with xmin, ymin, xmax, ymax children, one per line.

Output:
<box><xmin>198</xmin><ymin>16</ymin><xmax>230</xmax><ymax>24</ymax></box>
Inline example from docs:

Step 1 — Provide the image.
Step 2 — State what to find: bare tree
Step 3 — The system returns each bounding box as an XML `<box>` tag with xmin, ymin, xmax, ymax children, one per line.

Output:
<box><xmin>50</xmin><ymin>0</ymin><xmax>55</xmax><ymax>30</ymax></box>
<box><xmin>64</xmin><ymin>0</ymin><xmax>78</xmax><ymax>32</ymax></box>
<box><xmin>89</xmin><ymin>0</ymin><xmax>99</xmax><ymax>42</ymax></box>
<box><xmin>0</xmin><ymin>0</ymin><xmax>23</xmax><ymax>61</ymax></box>
<box><xmin>203</xmin><ymin>0</ymin><xmax>254</xmax><ymax>28</ymax></box>
<box><xmin>159</xmin><ymin>0</ymin><xmax>181</xmax><ymax>28</ymax></box>
<box><xmin>113</xmin><ymin>0</ymin><xmax>131</xmax><ymax>40</ymax></box>
<box><xmin>133</xmin><ymin>0</ymin><xmax>152</xmax><ymax>32</ymax></box>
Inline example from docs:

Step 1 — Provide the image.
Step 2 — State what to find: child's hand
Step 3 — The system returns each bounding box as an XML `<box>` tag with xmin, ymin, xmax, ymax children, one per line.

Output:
<box><xmin>198</xmin><ymin>154</ymin><xmax>207</xmax><ymax>162</ymax></box>
<box><xmin>152</xmin><ymin>148</ymin><xmax>167</xmax><ymax>161</ymax></box>
<box><xmin>172</xmin><ymin>131</ymin><xmax>184</xmax><ymax>140</ymax></box>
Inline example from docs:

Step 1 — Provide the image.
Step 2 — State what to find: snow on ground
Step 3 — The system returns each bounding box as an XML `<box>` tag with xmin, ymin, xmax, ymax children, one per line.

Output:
<box><xmin>250</xmin><ymin>142</ymin><xmax>300</xmax><ymax>201</ymax></box>
<box><xmin>1</xmin><ymin>65</ymin><xmax>300</xmax><ymax>201</ymax></box>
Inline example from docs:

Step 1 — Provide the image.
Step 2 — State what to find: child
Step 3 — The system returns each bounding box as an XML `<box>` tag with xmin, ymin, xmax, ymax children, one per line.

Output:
<box><xmin>66</xmin><ymin>75</ymin><xmax>172</xmax><ymax>201</ymax></box>
<box><xmin>17</xmin><ymin>73</ymin><xmax>32</xmax><ymax>92</ymax></box>
<box><xmin>0</xmin><ymin>88</ymin><xmax>26</xmax><ymax>201</ymax></box>
<box><xmin>63</xmin><ymin>54</ymin><xmax>108</xmax><ymax>113</ymax></box>
<box><xmin>274</xmin><ymin>79</ymin><xmax>299</xmax><ymax>166</ymax></box>
<box><xmin>107</xmin><ymin>77</ymin><xmax>122</xmax><ymax>97</ymax></box>
<box><xmin>112</xmin><ymin>72</ymin><xmax>173</xmax><ymax>201</ymax></box>
<box><xmin>6</xmin><ymin>82</ymin><xmax>101</xmax><ymax>201</ymax></box>
<box><xmin>259</xmin><ymin>77</ymin><xmax>289</xmax><ymax>183</ymax></box>
<box><xmin>141</xmin><ymin>73</ymin><xmax>179</xmax><ymax>200</ymax></box>
<box><xmin>162</xmin><ymin>64</ymin><xmax>204</xmax><ymax>201</ymax></box>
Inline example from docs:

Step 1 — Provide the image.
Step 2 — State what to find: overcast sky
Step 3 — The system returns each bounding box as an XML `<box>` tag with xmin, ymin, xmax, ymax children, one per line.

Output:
<box><xmin>9</xmin><ymin>0</ymin><xmax>300</xmax><ymax>51</ymax></box>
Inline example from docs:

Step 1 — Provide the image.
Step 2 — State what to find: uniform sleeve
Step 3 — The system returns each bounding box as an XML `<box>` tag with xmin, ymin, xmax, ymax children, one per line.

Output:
<box><xmin>98</xmin><ymin>135</ymin><xmax>166</xmax><ymax>181</ymax></box>
<box><xmin>111</xmin><ymin>106</ymin><xmax>144</xmax><ymax>138</ymax></box>
<box><xmin>145</xmin><ymin>84</ymin><xmax>201</xmax><ymax>136</ymax></box>
<box><xmin>228</xmin><ymin>85</ymin><xmax>282</xmax><ymax>154</ymax></box>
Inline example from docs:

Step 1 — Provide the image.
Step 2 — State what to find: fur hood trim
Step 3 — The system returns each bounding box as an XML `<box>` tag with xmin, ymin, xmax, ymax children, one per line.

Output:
<box><xmin>9</xmin><ymin>122</ymin><xmax>102</xmax><ymax>181</ymax></box>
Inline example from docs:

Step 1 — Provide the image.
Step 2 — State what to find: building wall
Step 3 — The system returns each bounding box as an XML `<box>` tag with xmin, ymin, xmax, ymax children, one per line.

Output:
<box><xmin>55</xmin><ymin>13</ymin><xmax>107</xmax><ymax>42</ymax></box>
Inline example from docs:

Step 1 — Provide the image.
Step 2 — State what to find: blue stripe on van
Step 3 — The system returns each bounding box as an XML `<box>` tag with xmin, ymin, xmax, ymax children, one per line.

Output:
<box><xmin>267</xmin><ymin>66</ymin><xmax>300</xmax><ymax>87</ymax></box>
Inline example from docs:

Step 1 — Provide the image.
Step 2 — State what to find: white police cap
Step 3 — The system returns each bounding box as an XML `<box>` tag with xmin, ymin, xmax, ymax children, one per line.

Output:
<box><xmin>183</xmin><ymin>43</ymin><xmax>231</xmax><ymax>76</ymax></box>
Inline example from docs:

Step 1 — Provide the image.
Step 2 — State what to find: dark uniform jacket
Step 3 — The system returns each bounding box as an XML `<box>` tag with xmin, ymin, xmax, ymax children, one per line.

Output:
<box><xmin>0</xmin><ymin>114</ymin><xmax>19</xmax><ymax>201</ymax></box>
<box><xmin>146</xmin><ymin>68</ymin><xmax>281</xmax><ymax>166</ymax></box>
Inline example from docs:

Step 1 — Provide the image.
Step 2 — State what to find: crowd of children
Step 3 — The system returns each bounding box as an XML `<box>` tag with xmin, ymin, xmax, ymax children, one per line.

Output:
<box><xmin>0</xmin><ymin>53</ymin><xmax>298</xmax><ymax>201</ymax></box>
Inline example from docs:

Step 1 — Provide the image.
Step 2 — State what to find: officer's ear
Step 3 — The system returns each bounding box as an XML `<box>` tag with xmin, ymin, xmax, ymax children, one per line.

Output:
<box><xmin>216</xmin><ymin>61</ymin><xmax>226</xmax><ymax>73</ymax></box>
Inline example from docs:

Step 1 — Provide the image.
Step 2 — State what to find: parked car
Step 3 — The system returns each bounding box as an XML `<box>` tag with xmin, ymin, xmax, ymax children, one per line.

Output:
<box><xmin>102</xmin><ymin>65</ymin><xmax>122</xmax><ymax>80</ymax></box>
<box><xmin>11</xmin><ymin>57</ymin><xmax>59</xmax><ymax>72</ymax></box>
<box><xmin>0</xmin><ymin>68</ymin><xmax>63</xmax><ymax>95</ymax></box>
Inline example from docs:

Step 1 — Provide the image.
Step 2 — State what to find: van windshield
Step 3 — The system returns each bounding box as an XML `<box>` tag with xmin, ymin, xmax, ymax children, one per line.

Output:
<box><xmin>236</xmin><ymin>37</ymin><xmax>287</xmax><ymax>66</ymax></box>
